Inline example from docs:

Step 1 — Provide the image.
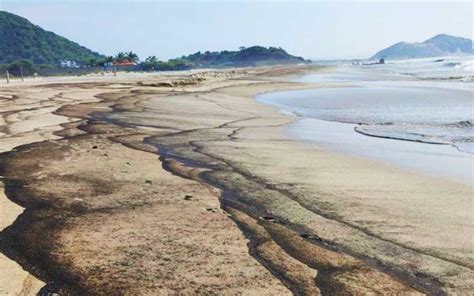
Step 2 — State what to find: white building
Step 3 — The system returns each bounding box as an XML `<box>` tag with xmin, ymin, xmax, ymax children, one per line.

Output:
<box><xmin>59</xmin><ymin>60</ymin><xmax>79</xmax><ymax>68</ymax></box>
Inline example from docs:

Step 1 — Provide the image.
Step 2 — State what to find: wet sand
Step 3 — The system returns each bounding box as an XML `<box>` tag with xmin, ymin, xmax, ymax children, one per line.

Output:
<box><xmin>285</xmin><ymin>117</ymin><xmax>474</xmax><ymax>184</ymax></box>
<box><xmin>0</xmin><ymin>67</ymin><xmax>472</xmax><ymax>294</ymax></box>
<box><xmin>257</xmin><ymin>72</ymin><xmax>474</xmax><ymax>184</ymax></box>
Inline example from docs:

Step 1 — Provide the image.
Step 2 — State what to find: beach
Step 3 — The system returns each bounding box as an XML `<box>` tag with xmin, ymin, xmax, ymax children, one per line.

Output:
<box><xmin>258</xmin><ymin>65</ymin><xmax>474</xmax><ymax>183</ymax></box>
<box><xmin>0</xmin><ymin>66</ymin><xmax>472</xmax><ymax>295</ymax></box>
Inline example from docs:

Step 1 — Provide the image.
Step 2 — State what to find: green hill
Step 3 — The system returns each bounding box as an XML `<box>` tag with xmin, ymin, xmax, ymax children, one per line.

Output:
<box><xmin>178</xmin><ymin>46</ymin><xmax>308</xmax><ymax>68</ymax></box>
<box><xmin>0</xmin><ymin>11</ymin><xmax>103</xmax><ymax>65</ymax></box>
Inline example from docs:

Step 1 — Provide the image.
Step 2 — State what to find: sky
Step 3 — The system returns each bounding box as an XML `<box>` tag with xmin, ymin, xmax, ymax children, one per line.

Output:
<box><xmin>1</xmin><ymin>0</ymin><xmax>472</xmax><ymax>60</ymax></box>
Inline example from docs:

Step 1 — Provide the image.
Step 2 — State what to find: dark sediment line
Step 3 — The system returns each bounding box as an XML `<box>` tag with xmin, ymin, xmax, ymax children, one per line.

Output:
<box><xmin>354</xmin><ymin>126</ymin><xmax>448</xmax><ymax>145</ymax></box>
<box><xmin>82</xmin><ymin>85</ymin><xmax>429</xmax><ymax>294</ymax></box>
<box><xmin>145</xmin><ymin>133</ymin><xmax>440</xmax><ymax>295</ymax></box>
<box><xmin>0</xmin><ymin>82</ymin><xmax>297</xmax><ymax>294</ymax></box>
<box><xmin>0</xmin><ymin>79</ymin><xmax>454</xmax><ymax>295</ymax></box>
<box><xmin>0</xmin><ymin>140</ymin><xmax>93</xmax><ymax>295</ymax></box>
<box><xmin>105</xmin><ymin>84</ymin><xmax>447</xmax><ymax>294</ymax></box>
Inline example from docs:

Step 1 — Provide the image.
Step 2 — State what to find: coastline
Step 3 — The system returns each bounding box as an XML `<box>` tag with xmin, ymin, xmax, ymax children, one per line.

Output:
<box><xmin>282</xmin><ymin>117</ymin><xmax>474</xmax><ymax>185</ymax></box>
<box><xmin>0</xmin><ymin>67</ymin><xmax>472</xmax><ymax>294</ymax></box>
<box><xmin>256</xmin><ymin>68</ymin><xmax>474</xmax><ymax>185</ymax></box>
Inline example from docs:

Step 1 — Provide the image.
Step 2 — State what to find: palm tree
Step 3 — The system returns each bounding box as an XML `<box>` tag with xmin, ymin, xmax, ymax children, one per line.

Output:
<box><xmin>127</xmin><ymin>51</ymin><xmax>139</xmax><ymax>63</ymax></box>
<box><xmin>105</xmin><ymin>56</ymin><xmax>114</xmax><ymax>63</ymax></box>
<box><xmin>116</xmin><ymin>52</ymin><xmax>126</xmax><ymax>62</ymax></box>
<box><xmin>143</xmin><ymin>56</ymin><xmax>158</xmax><ymax>71</ymax></box>
<box><xmin>146</xmin><ymin>56</ymin><xmax>158</xmax><ymax>64</ymax></box>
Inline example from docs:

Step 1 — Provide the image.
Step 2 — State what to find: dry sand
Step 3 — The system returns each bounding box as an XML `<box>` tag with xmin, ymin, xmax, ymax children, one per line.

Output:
<box><xmin>0</xmin><ymin>189</ymin><xmax>44</xmax><ymax>296</ymax></box>
<box><xmin>0</xmin><ymin>67</ymin><xmax>472</xmax><ymax>295</ymax></box>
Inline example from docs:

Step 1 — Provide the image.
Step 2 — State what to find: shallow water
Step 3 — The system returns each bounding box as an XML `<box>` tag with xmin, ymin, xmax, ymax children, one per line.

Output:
<box><xmin>314</xmin><ymin>56</ymin><xmax>474</xmax><ymax>81</ymax></box>
<box><xmin>259</xmin><ymin>81</ymin><xmax>474</xmax><ymax>153</ymax></box>
<box><xmin>365</xmin><ymin>56</ymin><xmax>474</xmax><ymax>81</ymax></box>
<box><xmin>257</xmin><ymin>65</ymin><xmax>474</xmax><ymax>184</ymax></box>
<box><xmin>288</xmin><ymin>118</ymin><xmax>474</xmax><ymax>184</ymax></box>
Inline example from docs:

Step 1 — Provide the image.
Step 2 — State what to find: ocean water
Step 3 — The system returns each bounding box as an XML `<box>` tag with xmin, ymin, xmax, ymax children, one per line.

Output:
<box><xmin>257</xmin><ymin>57</ymin><xmax>474</xmax><ymax>182</ymax></box>
<box><xmin>313</xmin><ymin>55</ymin><xmax>474</xmax><ymax>81</ymax></box>
<box><xmin>258</xmin><ymin>81</ymin><xmax>473</xmax><ymax>153</ymax></box>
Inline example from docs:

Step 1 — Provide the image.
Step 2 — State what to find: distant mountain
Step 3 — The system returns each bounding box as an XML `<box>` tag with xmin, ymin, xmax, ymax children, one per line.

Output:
<box><xmin>371</xmin><ymin>34</ymin><xmax>473</xmax><ymax>60</ymax></box>
<box><xmin>0</xmin><ymin>11</ymin><xmax>103</xmax><ymax>64</ymax></box>
<box><xmin>178</xmin><ymin>46</ymin><xmax>308</xmax><ymax>68</ymax></box>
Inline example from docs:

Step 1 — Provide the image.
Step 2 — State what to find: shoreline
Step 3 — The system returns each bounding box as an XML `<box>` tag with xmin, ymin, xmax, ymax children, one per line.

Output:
<box><xmin>256</xmin><ymin>69</ymin><xmax>474</xmax><ymax>185</ymax></box>
<box><xmin>143</xmin><ymin>80</ymin><xmax>472</xmax><ymax>292</ymax></box>
<box><xmin>0</xmin><ymin>67</ymin><xmax>472</xmax><ymax>294</ymax></box>
<box><xmin>282</xmin><ymin>117</ymin><xmax>473</xmax><ymax>185</ymax></box>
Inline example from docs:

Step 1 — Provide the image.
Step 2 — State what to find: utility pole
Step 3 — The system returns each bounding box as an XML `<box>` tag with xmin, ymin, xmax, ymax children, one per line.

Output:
<box><xmin>20</xmin><ymin>67</ymin><xmax>24</xmax><ymax>82</ymax></box>
<box><xmin>6</xmin><ymin>70</ymin><xmax>9</xmax><ymax>84</ymax></box>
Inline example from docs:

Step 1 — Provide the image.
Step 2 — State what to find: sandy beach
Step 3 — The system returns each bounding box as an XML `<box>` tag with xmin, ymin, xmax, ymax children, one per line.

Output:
<box><xmin>0</xmin><ymin>67</ymin><xmax>472</xmax><ymax>295</ymax></box>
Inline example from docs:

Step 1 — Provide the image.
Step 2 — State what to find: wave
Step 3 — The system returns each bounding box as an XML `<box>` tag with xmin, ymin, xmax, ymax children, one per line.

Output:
<box><xmin>445</xmin><ymin>120</ymin><xmax>472</xmax><ymax>128</ymax></box>
<box><xmin>369</xmin><ymin>56</ymin><xmax>474</xmax><ymax>81</ymax></box>
<box><xmin>455</xmin><ymin>60</ymin><xmax>474</xmax><ymax>69</ymax></box>
<box><xmin>355</xmin><ymin>121</ymin><xmax>474</xmax><ymax>154</ymax></box>
<box><xmin>445</xmin><ymin>60</ymin><xmax>474</xmax><ymax>71</ymax></box>
<box><xmin>444</xmin><ymin>62</ymin><xmax>461</xmax><ymax>67</ymax></box>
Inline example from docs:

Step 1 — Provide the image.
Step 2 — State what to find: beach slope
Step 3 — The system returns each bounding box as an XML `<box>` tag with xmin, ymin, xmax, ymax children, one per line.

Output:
<box><xmin>0</xmin><ymin>68</ymin><xmax>471</xmax><ymax>294</ymax></box>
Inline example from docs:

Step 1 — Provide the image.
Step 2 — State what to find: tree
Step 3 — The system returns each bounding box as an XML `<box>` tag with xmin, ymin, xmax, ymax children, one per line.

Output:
<box><xmin>8</xmin><ymin>60</ymin><xmax>36</xmax><ymax>76</ymax></box>
<box><xmin>88</xmin><ymin>58</ymin><xmax>97</xmax><ymax>67</ymax></box>
<box><xmin>127</xmin><ymin>51</ymin><xmax>139</xmax><ymax>62</ymax></box>
<box><xmin>141</xmin><ymin>56</ymin><xmax>159</xmax><ymax>71</ymax></box>
<box><xmin>116</xmin><ymin>52</ymin><xmax>126</xmax><ymax>62</ymax></box>
<box><xmin>146</xmin><ymin>56</ymin><xmax>158</xmax><ymax>64</ymax></box>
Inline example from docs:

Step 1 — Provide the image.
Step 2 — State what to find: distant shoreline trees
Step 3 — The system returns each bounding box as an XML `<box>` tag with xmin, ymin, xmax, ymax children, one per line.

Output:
<box><xmin>6</xmin><ymin>60</ymin><xmax>36</xmax><ymax>76</ymax></box>
<box><xmin>88</xmin><ymin>51</ymin><xmax>140</xmax><ymax>67</ymax></box>
<box><xmin>139</xmin><ymin>46</ymin><xmax>307</xmax><ymax>72</ymax></box>
<box><xmin>140</xmin><ymin>56</ymin><xmax>192</xmax><ymax>71</ymax></box>
<box><xmin>1</xmin><ymin>46</ymin><xmax>308</xmax><ymax>77</ymax></box>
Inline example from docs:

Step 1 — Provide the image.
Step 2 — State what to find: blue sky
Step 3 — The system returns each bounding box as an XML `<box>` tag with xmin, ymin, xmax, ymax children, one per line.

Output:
<box><xmin>1</xmin><ymin>1</ymin><xmax>472</xmax><ymax>60</ymax></box>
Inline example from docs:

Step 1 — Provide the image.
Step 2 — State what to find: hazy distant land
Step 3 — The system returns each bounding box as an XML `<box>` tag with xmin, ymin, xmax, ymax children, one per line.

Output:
<box><xmin>372</xmin><ymin>34</ymin><xmax>473</xmax><ymax>60</ymax></box>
